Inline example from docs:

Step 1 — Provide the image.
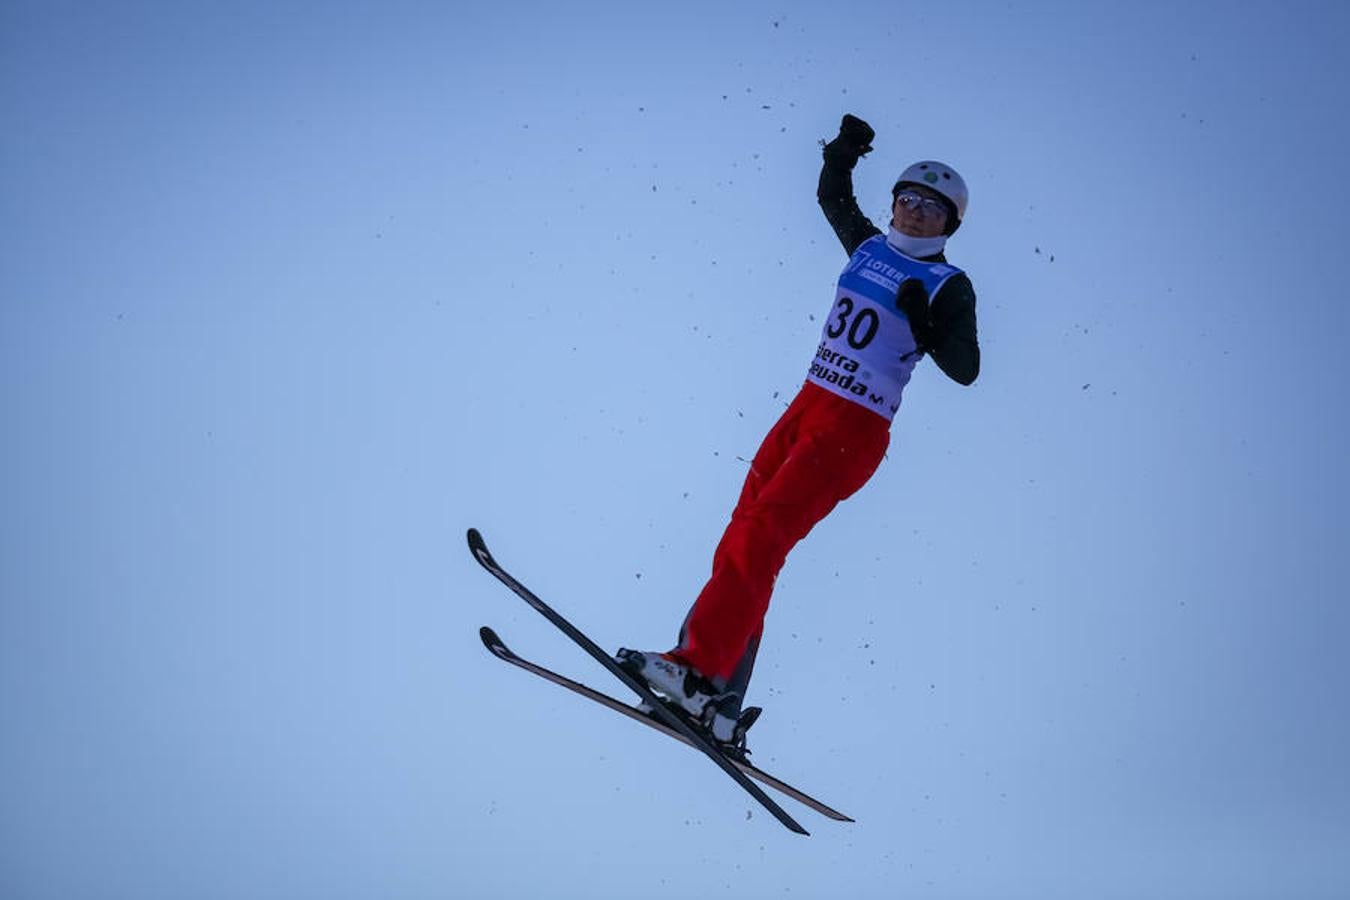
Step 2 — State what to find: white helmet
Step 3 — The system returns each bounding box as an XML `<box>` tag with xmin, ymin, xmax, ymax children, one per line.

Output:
<box><xmin>894</xmin><ymin>160</ymin><xmax>968</xmax><ymax>230</ymax></box>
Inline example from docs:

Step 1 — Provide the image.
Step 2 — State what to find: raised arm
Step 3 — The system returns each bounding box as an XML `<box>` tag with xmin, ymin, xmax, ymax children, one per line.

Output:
<box><xmin>817</xmin><ymin>114</ymin><xmax>883</xmax><ymax>256</ymax></box>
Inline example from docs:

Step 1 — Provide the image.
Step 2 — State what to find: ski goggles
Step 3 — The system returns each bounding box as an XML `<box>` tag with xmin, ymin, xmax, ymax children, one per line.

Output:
<box><xmin>894</xmin><ymin>190</ymin><xmax>950</xmax><ymax>218</ymax></box>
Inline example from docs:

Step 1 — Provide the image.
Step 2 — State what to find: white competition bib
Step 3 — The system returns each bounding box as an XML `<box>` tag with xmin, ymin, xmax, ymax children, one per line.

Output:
<box><xmin>806</xmin><ymin>235</ymin><xmax>962</xmax><ymax>421</ymax></box>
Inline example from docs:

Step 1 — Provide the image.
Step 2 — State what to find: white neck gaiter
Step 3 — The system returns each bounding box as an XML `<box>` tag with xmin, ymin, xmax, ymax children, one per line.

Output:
<box><xmin>886</xmin><ymin>226</ymin><xmax>947</xmax><ymax>260</ymax></box>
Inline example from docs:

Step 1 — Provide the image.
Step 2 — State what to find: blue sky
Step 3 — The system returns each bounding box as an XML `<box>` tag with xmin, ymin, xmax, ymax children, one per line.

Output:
<box><xmin>3</xmin><ymin>1</ymin><xmax>1348</xmax><ymax>897</ymax></box>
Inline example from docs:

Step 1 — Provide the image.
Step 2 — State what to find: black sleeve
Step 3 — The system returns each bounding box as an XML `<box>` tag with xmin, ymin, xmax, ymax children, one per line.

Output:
<box><xmin>926</xmin><ymin>274</ymin><xmax>980</xmax><ymax>386</ymax></box>
<box><xmin>817</xmin><ymin>147</ymin><xmax>881</xmax><ymax>256</ymax></box>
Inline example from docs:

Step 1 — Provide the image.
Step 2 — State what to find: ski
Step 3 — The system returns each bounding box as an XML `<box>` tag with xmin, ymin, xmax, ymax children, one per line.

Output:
<box><xmin>479</xmin><ymin>625</ymin><xmax>854</xmax><ymax>823</ymax></box>
<box><xmin>466</xmin><ymin>527</ymin><xmax>810</xmax><ymax>835</ymax></box>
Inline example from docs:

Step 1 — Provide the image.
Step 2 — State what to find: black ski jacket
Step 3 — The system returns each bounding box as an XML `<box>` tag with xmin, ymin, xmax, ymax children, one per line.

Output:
<box><xmin>817</xmin><ymin>156</ymin><xmax>980</xmax><ymax>386</ymax></box>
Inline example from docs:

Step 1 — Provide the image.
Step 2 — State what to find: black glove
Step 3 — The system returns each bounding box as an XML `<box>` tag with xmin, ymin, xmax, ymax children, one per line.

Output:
<box><xmin>897</xmin><ymin>278</ymin><xmax>936</xmax><ymax>349</ymax></box>
<box><xmin>821</xmin><ymin>113</ymin><xmax>875</xmax><ymax>168</ymax></box>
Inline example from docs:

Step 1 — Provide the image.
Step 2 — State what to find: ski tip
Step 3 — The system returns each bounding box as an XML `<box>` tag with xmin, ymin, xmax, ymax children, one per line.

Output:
<box><xmin>479</xmin><ymin>625</ymin><xmax>511</xmax><ymax>657</ymax></box>
<box><xmin>466</xmin><ymin>528</ymin><xmax>494</xmax><ymax>566</ymax></box>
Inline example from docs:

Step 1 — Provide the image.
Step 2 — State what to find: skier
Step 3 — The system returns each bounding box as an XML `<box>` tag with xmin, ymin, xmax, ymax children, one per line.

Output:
<box><xmin>617</xmin><ymin>114</ymin><xmax>980</xmax><ymax>749</ymax></box>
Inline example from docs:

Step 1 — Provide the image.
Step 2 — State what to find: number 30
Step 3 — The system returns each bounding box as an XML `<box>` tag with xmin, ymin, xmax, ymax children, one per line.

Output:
<box><xmin>826</xmin><ymin>297</ymin><xmax>879</xmax><ymax>350</ymax></box>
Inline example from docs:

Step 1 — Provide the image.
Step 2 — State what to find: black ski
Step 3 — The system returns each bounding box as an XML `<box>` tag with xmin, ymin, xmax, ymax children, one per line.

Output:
<box><xmin>479</xmin><ymin>625</ymin><xmax>854</xmax><ymax>822</ymax></box>
<box><xmin>466</xmin><ymin>528</ymin><xmax>810</xmax><ymax>835</ymax></box>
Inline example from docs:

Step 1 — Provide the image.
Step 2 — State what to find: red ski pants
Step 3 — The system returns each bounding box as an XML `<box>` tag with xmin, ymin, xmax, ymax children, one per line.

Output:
<box><xmin>675</xmin><ymin>381</ymin><xmax>890</xmax><ymax>684</ymax></box>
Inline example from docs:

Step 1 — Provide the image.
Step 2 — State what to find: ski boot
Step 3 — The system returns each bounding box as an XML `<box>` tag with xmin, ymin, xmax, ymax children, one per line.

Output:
<box><xmin>706</xmin><ymin>696</ymin><xmax>762</xmax><ymax>762</ymax></box>
<box><xmin>615</xmin><ymin>648</ymin><xmax>721</xmax><ymax>720</ymax></box>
